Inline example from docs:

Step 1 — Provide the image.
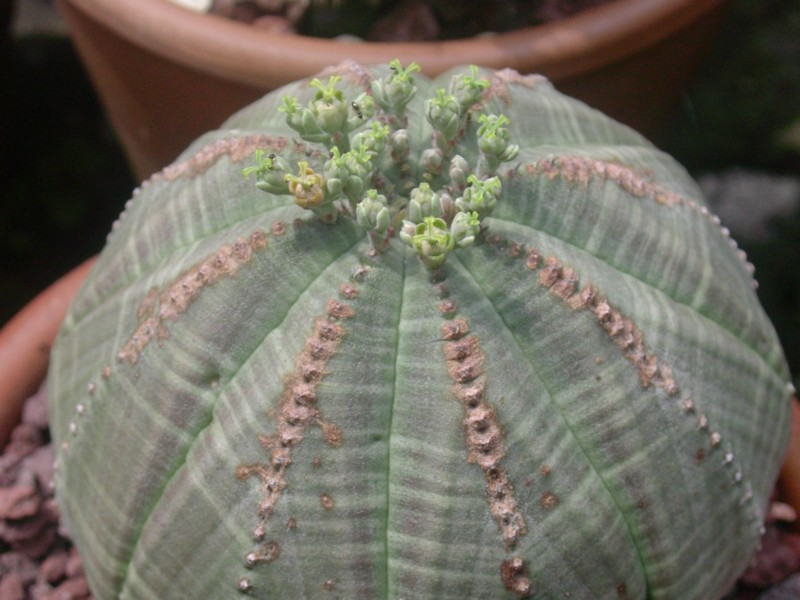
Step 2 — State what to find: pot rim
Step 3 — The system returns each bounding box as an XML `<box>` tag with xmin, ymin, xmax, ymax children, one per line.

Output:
<box><xmin>0</xmin><ymin>258</ymin><xmax>95</xmax><ymax>448</ymax></box>
<box><xmin>58</xmin><ymin>0</ymin><xmax>729</xmax><ymax>89</ymax></box>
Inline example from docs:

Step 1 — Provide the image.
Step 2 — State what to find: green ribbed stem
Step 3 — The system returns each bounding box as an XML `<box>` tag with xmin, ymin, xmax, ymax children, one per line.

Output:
<box><xmin>48</xmin><ymin>63</ymin><xmax>792</xmax><ymax>600</ymax></box>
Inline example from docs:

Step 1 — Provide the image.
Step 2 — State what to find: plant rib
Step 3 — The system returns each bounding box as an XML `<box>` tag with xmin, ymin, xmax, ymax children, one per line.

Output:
<box><xmin>437</xmin><ymin>279</ymin><xmax>531</xmax><ymax>597</ymax></box>
<box><xmin>117</xmin><ymin>230</ymin><xmax>269</xmax><ymax>365</ymax></box>
<box><xmin>234</xmin><ymin>274</ymin><xmax>362</xmax><ymax>577</ymax></box>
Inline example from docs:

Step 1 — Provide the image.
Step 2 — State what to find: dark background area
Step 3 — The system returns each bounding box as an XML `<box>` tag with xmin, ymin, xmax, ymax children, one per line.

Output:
<box><xmin>1</xmin><ymin>0</ymin><xmax>798</xmax><ymax>387</ymax></box>
<box><xmin>0</xmin><ymin>1</ymin><xmax>135</xmax><ymax>323</ymax></box>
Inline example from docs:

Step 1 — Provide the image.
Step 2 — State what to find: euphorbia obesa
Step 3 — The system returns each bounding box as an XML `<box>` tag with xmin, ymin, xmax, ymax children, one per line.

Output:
<box><xmin>48</xmin><ymin>61</ymin><xmax>794</xmax><ymax>599</ymax></box>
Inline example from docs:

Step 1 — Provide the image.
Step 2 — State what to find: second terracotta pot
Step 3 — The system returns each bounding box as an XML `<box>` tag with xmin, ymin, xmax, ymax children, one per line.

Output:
<box><xmin>55</xmin><ymin>0</ymin><xmax>729</xmax><ymax>180</ymax></box>
<box><xmin>0</xmin><ymin>258</ymin><xmax>95</xmax><ymax>448</ymax></box>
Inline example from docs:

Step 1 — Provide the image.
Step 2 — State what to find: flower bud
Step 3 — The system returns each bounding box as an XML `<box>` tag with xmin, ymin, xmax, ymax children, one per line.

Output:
<box><xmin>323</xmin><ymin>146</ymin><xmax>373</xmax><ymax>204</ymax></box>
<box><xmin>351</xmin><ymin>122</ymin><xmax>390</xmax><ymax>156</ymax></box>
<box><xmin>313</xmin><ymin>97</ymin><xmax>349</xmax><ymax>134</ymax></box>
<box><xmin>346</xmin><ymin>93</ymin><xmax>376</xmax><ymax>130</ymax></box>
<box><xmin>371</xmin><ymin>60</ymin><xmax>420</xmax><ymax>115</ymax></box>
<box><xmin>456</xmin><ymin>175</ymin><xmax>502</xmax><ymax>218</ymax></box>
<box><xmin>285</xmin><ymin>161</ymin><xmax>329</xmax><ymax>214</ymax></box>
<box><xmin>449</xmin><ymin>154</ymin><xmax>471</xmax><ymax>193</ymax></box>
<box><xmin>280</xmin><ymin>95</ymin><xmax>329</xmax><ymax>145</ymax></box>
<box><xmin>450</xmin><ymin>211</ymin><xmax>481</xmax><ymax>248</ymax></box>
<box><xmin>242</xmin><ymin>150</ymin><xmax>290</xmax><ymax>195</ymax></box>
<box><xmin>477</xmin><ymin>114</ymin><xmax>520</xmax><ymax>172</ymax></box>
<box><xmin>297</xmin><ymin>107</ymin><xmax>330</xmax><ymax>145</ymax></box>
<box><xmin>449</xmin><ymin>65</ymin><xmax>490</xmax><ymax>113</ymax></box>
<box><xmin>399</xmin><ymin>220</ymin><xmax>417</xmax><ymax>246</ymax></box>
<box><xmin>421</xmin><ymin>147</ymin><xmax>444</xmax><ymax>175</ymax></box>
<box><xmin>408</xmin><ymin>183</ymin><xmax>442</xmax><ymax>223</ymax></box>
<box><xmin>407</xmin><ymin>216</ymin><xmax>454</xmax><ymax>269</ymax></box>
<box><xmin>426</xmin><ymin>89</ymin><xmax>462</xmax><ymax>142</ymax></box>
<box><xmin>390</xmin><ymin>129</ymin><xmax>410</xmax><ymax>163</ymax></box>
<box><xmin>438</xmin><ymin>191</ymin><xmax>457</xmax><ymax>224</ymax></box>
<box><xmin>356</xmin><ymin>189</ymin><xmax>390</xmax><ymax>235</ymax></box>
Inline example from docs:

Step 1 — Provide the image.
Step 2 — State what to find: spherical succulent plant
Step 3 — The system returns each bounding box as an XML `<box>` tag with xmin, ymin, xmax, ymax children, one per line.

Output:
<box><xmin>48</xmin><ymin>61</ymin><xmax>794</xmax><ymax>599</ymax></box>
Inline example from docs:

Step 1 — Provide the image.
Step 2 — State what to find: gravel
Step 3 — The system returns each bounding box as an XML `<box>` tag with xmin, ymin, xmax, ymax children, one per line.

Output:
<box><xmin>0</xmin><ymin>386</ymin><xmax>91</xmax><ymax>600</ymax></box>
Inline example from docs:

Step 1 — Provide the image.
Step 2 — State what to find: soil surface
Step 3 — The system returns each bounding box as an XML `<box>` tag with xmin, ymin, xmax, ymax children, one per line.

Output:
<box><xmin>208</xmin><ymin>0</ymin><xmax>616</xmax><ymax>40</ymax></box>
<box><xmin>0</xmin><ymin>386</ymin><xmax>91</xmax><ymax>600</ymax></box>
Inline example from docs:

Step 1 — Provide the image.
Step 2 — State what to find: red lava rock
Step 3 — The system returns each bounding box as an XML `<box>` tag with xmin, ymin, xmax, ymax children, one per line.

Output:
<box><xmin>0</xmin><ymin>512</ymin><xmax>50</xmax><ymax>545</ymax></box>
<box><xmin>28</xmin><ymin>581</ymin><xmax>53</xmax><ymax>600</ymax></box>
<box><xmin>210</xmin><ymin>0</ymin><xmax>617</xmax><ymax>40</ymax></box>
<box><xmin>37</xmin><ymin>576</ymin><xmax>90</xmax><ymax>600</ymax></box>
<box><xmin>228</xmin><ymin>2</ymin><xmax>261</xmax><ymax>23</ymax></box>
<box><xmin>20</xmin><ymin>389</ymin><xmax>48</xmax><ymax>431</ymax></box>
<box><xmin>0</xmin><ymin>552</ymin><xmax>38</xmax><ymax>586</ymax></box>
<box><xmin>739</xmin><ymin>527</ymin><xmax>800</xmax><ymax>588</ymax></box>
<box><xmin>209</xmin><ymin>0</ymin><xmax>236</xmax><ymax>15</ymax></box>
<box><xmin>0</xmin><ymin>428</ymin><xmax>44</xmax><ymax>484</ymax></box>
<box><xmin>0</xmin><ymin>571</ymin><xmax>26</xmax><ymax>600</ymax></box>
<box><xmin>0</xmin><ymin>383</ymin><xmax>93</xmax><ymax>599</ymax></box>
<box><xmin>0</xmin><ymin>482</ymin><xmax>40</xmax><ymax>521</ymax></box>
<box><xmin>368</xmin><ymin>1</ymin><xmax>440</xmax><ymax>42</ymax></box>
<box><xmin>63</xmin><ymin>551</ymin><xmax>83</xmax><ymax>580</ymax></box>
<box><xmin>19</xmin><ymin>448</ymin><xmax>54</xmax><ymax>495</ymax></box>
<box><xmin>13</xmin><ymin>528</ymin><xmax>58</xmax><ymax>561</ymax></box>
<box><xmin>0</xmin><ymin>499</ymin><xmax>57</xmax><ymax>552</ymax></box>
<box><xmin>38</xmin><ymin>551</ymin><xmax>67</xmax><ymax>585</ymax></box>
<box><xmin>7</xmin><ymin>426</ymin><xmax>43</xmax><ymax>452</ymax></box>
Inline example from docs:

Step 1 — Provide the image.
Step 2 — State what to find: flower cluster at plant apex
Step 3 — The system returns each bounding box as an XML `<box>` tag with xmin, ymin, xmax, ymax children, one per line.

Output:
<box><xmin>244</xmin><ymin>60</ymin><xmax>519</xmax><ymax>269</ymax></box>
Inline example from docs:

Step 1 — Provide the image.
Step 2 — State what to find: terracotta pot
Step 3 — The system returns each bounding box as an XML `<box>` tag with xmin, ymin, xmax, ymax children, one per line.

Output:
<box><xmin>779</xmin><ymin>399</ymin><xmax>800</xmax><ymax>531</ymax></box>
<box><xmin>54</xmin><ymin>0</ymin><xmax>730</xmax><ymax>181</ymax></box>
<box><xmin>0</xmin><ymin>258</ymin><xmax>95</xmax><ymax>448</ymax></box>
